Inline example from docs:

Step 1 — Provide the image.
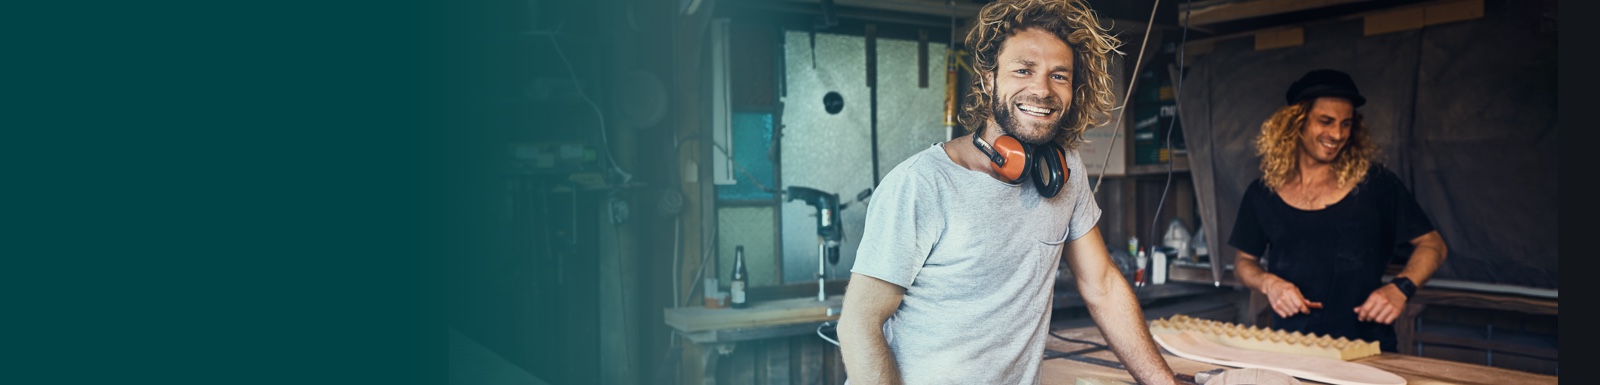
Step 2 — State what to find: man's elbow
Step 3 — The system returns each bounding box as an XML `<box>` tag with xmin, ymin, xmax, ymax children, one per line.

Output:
<box><xmin>1424</xmin><ymin>232</ymin><xmax>1449</xmax><ymax>261</ymax></box>
<box><xmin>836</xmin><ymin>310</ymin><xmax>881</xmax><ymax>341</ymax></box>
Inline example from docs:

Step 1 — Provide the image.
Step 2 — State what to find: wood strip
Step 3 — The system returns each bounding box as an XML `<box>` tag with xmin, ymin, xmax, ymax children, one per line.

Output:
<box><xmin>727</xmin><ymin>341</ymin><xmax>756</xmax><ymax>384</ymax></box>
<box><xmin>1153</xmin><ymin>330</ymin><xmax>1405</xmax><ymax>385</ymax></box>
<box><xmin>1180</xmin><ymin>0</ymin><xmax>1375</xmax><ymax>27</ymax></box>
<box><xmin>1363</xmin><ymin>6</ymin><xmax>1426</xmax><ymax>36</ymax></box>
<box><xmin>665</xmin><ymin>296</ymin><xmax>842</xmax><ymax>332</ymax></box>
<box><xmin>1355</xmin><ymin>353</ymin><xmax>1558</xmax><ymax>385</ymax></box>
<box><xmin>766</xmin><ymin>337</ymin><xmax>791</xmax><ymax>385</ymax></box>
<box><xmin>1425</xmin><ymin>0</ymin><xmax>1484</xmax><ymax>26</ymax></box>
<box><xmin>797</xmin><ymin>335</ymin><xmax>823</xmax><ymax>385</ymax></box>
<box><xmin>1254</xmin><ymin>27</ymin><xmax>1303</xmax><ymax>51</ymax></box>
<box><xmin>1412</xmin><ymin>288</ymin><xmax>1557</xmax><ymax>315</ymax></box>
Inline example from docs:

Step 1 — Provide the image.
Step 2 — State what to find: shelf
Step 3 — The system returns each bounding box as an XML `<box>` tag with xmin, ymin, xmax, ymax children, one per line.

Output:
<box><xmin>1124</xmin><ymin>153</ymin><xmax>1190</xmax><ymax>176</ymax></box>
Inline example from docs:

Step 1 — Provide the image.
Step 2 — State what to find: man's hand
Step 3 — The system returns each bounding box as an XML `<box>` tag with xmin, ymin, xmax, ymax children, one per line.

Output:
<box><xmin>1354</xmin><ymin>284</ymin><xmax>1406</xmax><ymax>324</ymax></box>
<box><xmin>1262</xmin><ymin>276</ymin><xmax>1321</xmax><ymax>318</ymax></box>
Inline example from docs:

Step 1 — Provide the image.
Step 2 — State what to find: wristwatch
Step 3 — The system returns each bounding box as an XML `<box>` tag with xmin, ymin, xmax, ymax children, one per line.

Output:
<box><xmin>1390</xmin><ymin>277</ymin><xmax>1417</xmax><ymax>299</ymax></box>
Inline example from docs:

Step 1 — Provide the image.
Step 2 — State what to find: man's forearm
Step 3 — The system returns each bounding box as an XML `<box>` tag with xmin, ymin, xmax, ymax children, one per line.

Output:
<box><xmin>837</xmin><ymin>318</ymin><xmax>902</xmax><ymax>385</ymax></box>
<box><xmin>1233</xmin><ymin>252</ymin><xmax>1273</xmax><ymax>294</ymax></box>
<box><xmin>1398</xmin><ymin>232</ymin><xmax>1448</xmax><ymax>285</ymax></box>
<box><xmin>1081</xmin><ymin>269</ymin><xmax>1177</xmax><ymax>385</ymax></box>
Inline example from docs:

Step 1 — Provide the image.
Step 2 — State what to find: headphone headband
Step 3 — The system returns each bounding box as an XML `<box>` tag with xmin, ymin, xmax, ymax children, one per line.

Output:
<box><xmin>972</xmin><ymin>134</ymin><xmax>1007</xmax><ymax>167</ymax></box>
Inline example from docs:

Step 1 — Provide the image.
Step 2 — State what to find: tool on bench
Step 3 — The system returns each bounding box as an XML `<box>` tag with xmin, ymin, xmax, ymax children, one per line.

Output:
<box><xmin>786</xmin><ymin>185</ymin><xmax>871</xmax><ymax>301</ymax></box>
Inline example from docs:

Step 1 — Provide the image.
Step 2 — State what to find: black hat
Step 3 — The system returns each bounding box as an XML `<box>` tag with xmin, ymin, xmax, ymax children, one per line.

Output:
<box><xmin>1285</xmin><ymin>69</ymin><xmax>1366</xmax><ymax>107</ymax></box>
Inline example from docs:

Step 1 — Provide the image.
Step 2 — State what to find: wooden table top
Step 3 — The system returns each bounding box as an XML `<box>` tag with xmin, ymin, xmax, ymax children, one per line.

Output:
<box><xmin>1040</xmin><ymin>325</ymin><xmax>1557</xmax><ymax>385</ymax></box>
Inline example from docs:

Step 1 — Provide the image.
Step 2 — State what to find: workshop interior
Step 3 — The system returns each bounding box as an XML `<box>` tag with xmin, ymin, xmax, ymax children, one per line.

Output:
<box><xmin>446</xmin><ymin>0</ymin><xmax>1559</xmax><ymax>384</ymax></box>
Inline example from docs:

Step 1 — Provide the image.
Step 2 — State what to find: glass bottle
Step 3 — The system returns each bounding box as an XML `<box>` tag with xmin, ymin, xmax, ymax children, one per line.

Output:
<box><xmin>730</xmin><ymin>245</ymin><xmax>749</xmax><ymax>309</ymax></box>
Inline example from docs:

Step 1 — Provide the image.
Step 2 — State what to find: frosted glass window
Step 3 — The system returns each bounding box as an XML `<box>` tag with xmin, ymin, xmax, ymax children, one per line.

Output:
<box><xmin>779</xmin><ymin>30</ymin><xmax>948</xmax><ymax>283</ymax></box>
<box><xmin>717</xmin><ymin>206</ymin><xmax>779</xmax><ymax>287</ymax></box>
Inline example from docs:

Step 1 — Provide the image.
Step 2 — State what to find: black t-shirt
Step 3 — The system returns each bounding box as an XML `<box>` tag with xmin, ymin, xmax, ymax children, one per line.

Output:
<box><xmin>1228</xmin><ymin>164</ymin><xmax>1435</xmax><ymax>351</ymax></box>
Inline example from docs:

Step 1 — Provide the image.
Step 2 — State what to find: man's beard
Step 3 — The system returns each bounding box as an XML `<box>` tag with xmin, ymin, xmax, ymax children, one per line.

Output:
<box><xmin>991</xmin><ymin>94</ymin><xmax>1068</xmax><ymax>145</ymax></box>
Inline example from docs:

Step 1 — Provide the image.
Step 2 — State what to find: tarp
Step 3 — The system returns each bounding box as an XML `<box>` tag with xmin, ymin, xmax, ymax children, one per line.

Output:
<box><xmin>1179</xmin><ymin>0</ymin><xmax>1557</xmax><ymax>290</ymax></box>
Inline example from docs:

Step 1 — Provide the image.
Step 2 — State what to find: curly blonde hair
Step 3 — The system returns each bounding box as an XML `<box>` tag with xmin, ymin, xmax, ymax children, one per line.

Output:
<box><xmin>957</xmin><ymin>0</ymin><xmax>1121</xmax><ymax>150</ymax></box>
<box><xmin>1254</xmin><ymin>100</ymin><xmax>1379</xmax><ymax>191</ymax></box>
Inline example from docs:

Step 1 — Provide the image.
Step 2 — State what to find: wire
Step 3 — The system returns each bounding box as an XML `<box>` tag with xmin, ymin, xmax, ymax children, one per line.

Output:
<box><xmin>1050</xmin><ymin>330</ymin><xmax>1110</xmax><ymax>350</ymax></box>
<box><xmin>709</xmin><ymin>140</ymin><xmax>781</xmax><ymax>194</ymax></box>
<box><xmin>817</xmin><ymin>322</ymin><xmax>841</xmax><ymax>346</ymax></box>
<box><xmin>683</xmin><ymin>231</ymin><xmax>719</xmax><ymax>307</ymax></box>
<box><xmin>1092</xmin><ymin>0</ymin><xmax>1161</xmax><ymax>195</ymax></box>
<box><xmin>1146</xmin><ymin>0</ymin><xmax>1194</xmax><ymax>262</ymax></box>
<box><xmin>546</xmin><ymin>30</ymin><xmax>634</xmax><ymax>185</ymax></box>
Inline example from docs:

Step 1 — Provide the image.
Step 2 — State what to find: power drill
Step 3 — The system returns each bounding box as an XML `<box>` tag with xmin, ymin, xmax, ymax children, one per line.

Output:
<box><xmin>785</xmin><ymin>186</ymin><xmax>843</xmax><ymax>264</ymax></box>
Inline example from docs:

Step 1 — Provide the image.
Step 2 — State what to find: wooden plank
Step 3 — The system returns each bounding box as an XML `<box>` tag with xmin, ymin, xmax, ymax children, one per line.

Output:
<box><xmin>1046</xmin><ymin>324</ymin><xmax>1559</xmax><ymax>385</ymax></box>
<box><xmin>1411</xmin><ymin>331</ymin><xmax>1557</xmax><ymax>359</ymax></box>
<box><xmin>1425</xmin><ymin>0</ymin><xmax>1484</xmax><ymax>26</ymax></box>
<box><xmin>1411</xmin><ymin>288</ymin><xmax>1557</xmax><ymax>316</ymax></box>
<box><xmin>1254</xmin><ymin>27</ymin><xmax>1303</xmax><ymax>50</ymax></box>
<box><xmin>1366</xmin><ymin>0</ymin><xmax>1484</xmax><ymax>36</ymax></box>
<box><xmin>666</xmin><ymin>296</ymin><xmax>843</xmax><ymax>333</ymax></box>
<box><xmin>725</xmin><ymin>341</ymin><xmax>756</xmax><ymax>385</ymax></box>
<box><xmin>680</xmin><ymin>342</ymin><xmax>709</xmax><ymax>385</ymax></box>
<box><xmin>1358</xmin><ymin>353</ymin><xmax>1557</xmax><ymax>384</ymax></box>
<box><xmin>1073</xmin><ymin>376</ymin><xmax>1136</xmax><ymax>385</ymax></box>
<box><xmin>1363</xmin><ymin>6</ymin><xmax>1426</xmax><ymax>36</ymax></box>
<box><xmin>766</xmin><ymin>337</ymin><xmax>791</xmax><ymax>385</ymax></box>
<box><xmin>795</xmin><ymin>334</ymin><xmax>823</xmax><ymax>385</ymax></box>
<box><xmin>1179</xmin><ymin>0</ymin><xmax>1376</xmax><ymax>27</ymax></box>
<box><xmin>1153</xmin><ymin>330</ymin><xmax>1405</xmax><ymax>385</ymax></box>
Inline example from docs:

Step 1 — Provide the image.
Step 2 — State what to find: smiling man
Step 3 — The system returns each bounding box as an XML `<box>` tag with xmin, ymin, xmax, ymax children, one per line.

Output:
<box><xmin>1229</xmin><ymin>69</ymin><xmax>1448</xmax><ymax>352</ymax></box>
<box><xmin>835</xmin><ymin>1</ymin><xmax>1178</xmax><ymax>384</ymax></box>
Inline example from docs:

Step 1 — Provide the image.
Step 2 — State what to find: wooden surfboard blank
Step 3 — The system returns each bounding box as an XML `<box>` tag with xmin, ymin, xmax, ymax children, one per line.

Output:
<box><xmin>1153</xmin><ymin>330</ymin><xmax>1406</xmax><ymax>385</ymax></box>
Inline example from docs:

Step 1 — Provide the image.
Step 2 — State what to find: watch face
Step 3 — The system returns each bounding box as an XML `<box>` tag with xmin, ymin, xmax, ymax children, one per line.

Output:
<box><xmin>1392</xmin><ymin>278</ymin><xmax>1416</xmax><ymax>297</ymax></box>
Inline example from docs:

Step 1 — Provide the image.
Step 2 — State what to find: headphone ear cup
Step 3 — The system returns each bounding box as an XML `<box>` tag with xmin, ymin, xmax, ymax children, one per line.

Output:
<box><xmin>1032</xmin><ymin>142</ymin><xmax>1067</xmax><ymax>198</ymax></box>
<box><xmin>990</xmin><ymin>135</ymin><xmax>1030</xmax><ymax>183</ymax></box>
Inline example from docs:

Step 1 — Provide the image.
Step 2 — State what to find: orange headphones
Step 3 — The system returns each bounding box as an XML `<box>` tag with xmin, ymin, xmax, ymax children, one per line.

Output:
<box><xmin>972</xmin><ymin>133</ymin><xmax>1068</xmax><ymax>198</ymax></box>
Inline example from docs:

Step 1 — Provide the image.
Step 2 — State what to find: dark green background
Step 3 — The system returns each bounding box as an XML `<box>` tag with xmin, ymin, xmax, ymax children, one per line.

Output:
<box><xmin>4</xmin><ymin>1</ymin><xmax>501</xmax><ymax>383</ymax></box>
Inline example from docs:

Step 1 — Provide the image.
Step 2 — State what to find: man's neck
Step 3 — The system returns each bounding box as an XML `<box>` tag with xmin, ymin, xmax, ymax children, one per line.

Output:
<box><xmin>1294</xmin><ymin>156</ymin><xmax>1337</xmax><ymax>187</ymax></box>
<box><xmin>945</xmin><ymin>127</ymin><xmax>1009</xmax><ymax>181</ymax></box>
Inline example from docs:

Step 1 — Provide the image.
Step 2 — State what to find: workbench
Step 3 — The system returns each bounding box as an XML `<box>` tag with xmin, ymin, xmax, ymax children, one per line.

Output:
<box><xmin>661</xmin><ymin>282</ymin><xmax>1238</xmax><ymax>385</ymax></box>
<box><xmin>664</xmin><ymin>295</ymin><xmax>847</xmax><ymax>385</ymax></box>
<box><xmin>1039</xmin><ymin>323</ymin><xmax>1558</xmax><ymax>385</ymax></box>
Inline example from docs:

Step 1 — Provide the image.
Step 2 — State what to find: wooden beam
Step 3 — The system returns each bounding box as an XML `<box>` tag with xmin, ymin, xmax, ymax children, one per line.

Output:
<box><xmin>1179</xmin><ymin>0</ymin><xmax>1376</xmax><ymax>27</ymax></box>
<box><xmin>1424</xmin><ymin>0</ymin><xmax>1484</xmax><ymax>26</ymax></box>
<box><xmin>1363</xmin><ymin>5</ymin><xmax>1426</xmax><ymax>35</ymax></box>
<box><xmin>665</xmin><ymin>296</ymin><xmax>843</xmax><ymax>333</ymax></box>
<box><xmin>1254</xmin><ymin>26</ymin><xmax>1303</xmax><ymax>50</ymax></box>
<box><xmin>1364</xmin><ymin>0</ymin><xmax>1484</xmax><ymax>36</ymax></box>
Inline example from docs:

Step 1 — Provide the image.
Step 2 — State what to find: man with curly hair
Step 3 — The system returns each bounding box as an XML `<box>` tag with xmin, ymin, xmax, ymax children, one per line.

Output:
<box><xmin>836</xmin><ymin>0</ymin><xmax>1178</xmax><ymax>383</ymax></box>
<box><xmin>1229</xmin><ymin>69</ymin><xmax>1448</xmax><ymax>352</ymax></box>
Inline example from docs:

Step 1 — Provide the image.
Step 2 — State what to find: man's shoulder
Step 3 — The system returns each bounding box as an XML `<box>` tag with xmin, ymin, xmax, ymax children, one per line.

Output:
<box><xmin>881</xmin><ymin>143</ymin><xmax>949</xmax><ymax>181</ymax></box>
<box><xmin>1243</xmin><ymin>177</ymin><xmax>1269</xmax><ymax>194</ymax></box>
<box><xmin>1361</xmin><ymin>163</ymin><xmax>1404</xmax><ymax>187</ymax></box>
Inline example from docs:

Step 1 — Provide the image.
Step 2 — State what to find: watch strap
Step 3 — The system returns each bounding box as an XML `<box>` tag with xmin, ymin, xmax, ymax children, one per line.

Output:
<box><xmin>1390</xmin><ymin>277</ymin><xmax>1417</xmax><ymax>299</ymax></box>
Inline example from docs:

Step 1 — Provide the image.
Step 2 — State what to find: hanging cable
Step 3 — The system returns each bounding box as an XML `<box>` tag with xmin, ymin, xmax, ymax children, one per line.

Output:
<box><xmin>546</xmin><ymin>28</ymin><xmax>634</xmax><ymax>185</ymax></box>
<box><xmin>1146</xmin><ymin>0</ymin><xmax>1195</xmax><ymax>264</ymax></box>
<box><xmin>1050</xmin><ymin>330</ymin><xmax>1110</xmax><ymax>350</ymax></box>
<box><xmin>1092</xmin><ymin>0</ymin><xmax>1161</xmax><ymax>195</ymax></box>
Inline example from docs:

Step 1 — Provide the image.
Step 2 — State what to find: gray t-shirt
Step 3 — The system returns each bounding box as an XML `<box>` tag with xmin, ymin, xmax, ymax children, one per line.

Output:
<box><xmin>851</xmin><ymin>142</ymin><xmax>1101</xmax><ymax>385</ymax></box>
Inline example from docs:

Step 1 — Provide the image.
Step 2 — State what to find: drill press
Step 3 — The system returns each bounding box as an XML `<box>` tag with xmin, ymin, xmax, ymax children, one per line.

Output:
<box><xmin>785</xmin><ymin>186</ymin><xmax>842</xmax><ymax>301</ymax></box>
